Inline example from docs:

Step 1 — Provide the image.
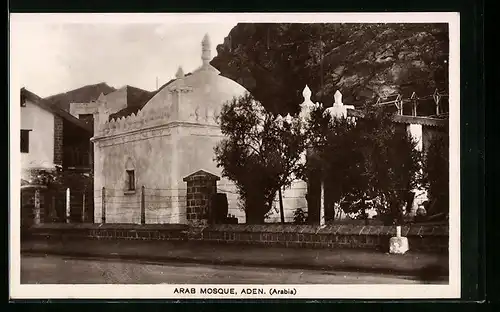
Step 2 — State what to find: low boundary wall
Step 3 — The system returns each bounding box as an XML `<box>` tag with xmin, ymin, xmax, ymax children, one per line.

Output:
<box><xmin>25</xmin><ymin>223</ymin><xmax>448</xmax><ymax>253</ymax></box>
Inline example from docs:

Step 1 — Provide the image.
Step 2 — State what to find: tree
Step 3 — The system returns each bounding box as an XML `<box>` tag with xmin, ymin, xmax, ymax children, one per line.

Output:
<box><xmin>214</xmin><ymin>93</ymin><xmax>306</xmax><ymax>224</ymax></box>
<box><xmin>212</xmin><ymin>23</ymin><xmax>449</xmax><ymax>115</ymax></box>
<box><xmin>303</xmin><ymin>105</ymin><xmax>422</xmax><ymax>222</ymax></box>
<box><xmin>421</xmin><ymin>135</ymin><xmax>449</xmax><ymax>215</ymax></box>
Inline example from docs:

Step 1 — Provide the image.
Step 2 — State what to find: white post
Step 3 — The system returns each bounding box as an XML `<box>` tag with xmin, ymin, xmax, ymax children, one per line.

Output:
<box><xmin>390</xmin><ymin>225</ymin><xmax>409</xmax><ymax>254</ymax></box>
<box><xmin>82</xmin><ymin>191</ymin><xmax>86</xmax><ymax>223</ymax></box>
<box><xmin>34</xmin><ymin>189</ymin><xmax>41</xmax><ymax>225</ymax></box>
<box><xmin>66</xmin><ymin>188</ymin><xmax>70</xmax><ymax>223</ymax></box>
<box><xmin>320</xmin><ymin>180</ymin><xmax>325</xmax><ymax>226</ymax></box>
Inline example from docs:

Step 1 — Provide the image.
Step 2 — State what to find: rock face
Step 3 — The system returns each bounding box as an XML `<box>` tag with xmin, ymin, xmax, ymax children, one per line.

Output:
<box><xmin>211</xmin><ymin>23</ymin><xmax>448</xmax><ymax>115</ymax></box>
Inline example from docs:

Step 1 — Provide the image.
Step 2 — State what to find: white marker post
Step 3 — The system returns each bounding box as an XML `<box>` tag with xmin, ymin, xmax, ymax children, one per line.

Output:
<box><xmin>319</xmin><ymin>180</ymin><xmax>325</xmax><ymax>227</ymax></box>
<box><xmin>66</xmin><ymin>188</ymin><xmax>71</xmax><ymax>223</ymax></box>
<box><xmin>389</xmin><ymin>225</ymin><xmax>409</xmax><ymax>254</ymax></box>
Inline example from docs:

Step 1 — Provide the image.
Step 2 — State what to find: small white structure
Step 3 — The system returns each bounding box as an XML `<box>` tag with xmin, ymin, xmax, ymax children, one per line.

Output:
<box><xmin>389</xmin><ymin>225</ymin><xmax>409</xmax><ymax>254</ymax></box>
<box><xmin>323</xmin><ymin>90</ymin><xmax>355</xmax><ymax>120</ymax></box>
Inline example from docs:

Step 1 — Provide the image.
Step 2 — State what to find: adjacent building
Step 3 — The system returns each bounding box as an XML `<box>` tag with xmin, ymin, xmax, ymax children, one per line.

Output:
<box><xmin>20</xmin><ymin>88</ymin><xmax>94</xmax><ymax>225</ymax></box>
<box><xmin>21</xmin><ymin>88</ymin><xmax>93</xmax><ymax>180</ymax></box>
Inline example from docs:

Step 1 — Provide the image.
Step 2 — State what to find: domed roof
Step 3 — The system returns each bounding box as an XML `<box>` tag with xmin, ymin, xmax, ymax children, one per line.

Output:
<box><xmin>141</xmin><ymin>34</ymin><xmax>248</xmax><ymax>123</ymax></box>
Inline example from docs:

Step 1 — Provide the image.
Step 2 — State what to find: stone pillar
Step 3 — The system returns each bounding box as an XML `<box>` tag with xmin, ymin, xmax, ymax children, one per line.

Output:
<box><xmin>183</xmin><ymin>170</ymin><xmax>220</xmax><ymax>225</ymax></box>
<box><xmin>53</xmin><ymin>115</ymin><xmax>64</xmax><ymax>167</ymax></box>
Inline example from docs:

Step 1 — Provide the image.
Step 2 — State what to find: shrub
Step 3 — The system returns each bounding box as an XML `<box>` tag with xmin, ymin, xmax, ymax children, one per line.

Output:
<box><xmin>293</xmin><ymin>208</ymin><xmax>307</xmax><ymax>224</ymax></box>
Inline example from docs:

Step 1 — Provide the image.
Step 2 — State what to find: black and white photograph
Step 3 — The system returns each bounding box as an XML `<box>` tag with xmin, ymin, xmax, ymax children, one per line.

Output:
<box><xmin>9</xmin><ymin>13</ymin><xmax>460</xmax><ymax>299</ymax></box>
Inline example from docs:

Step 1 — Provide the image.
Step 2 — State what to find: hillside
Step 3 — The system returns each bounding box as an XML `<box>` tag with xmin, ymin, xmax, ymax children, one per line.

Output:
<box><xmin>45</xmin><ymin>82</ymin><xmax>116</xmax><ymax>111</ymax></box>
<box><xmin>211</xmin><ymin>23</ymin><xmax>449</xmax><ymax>115</ymax></box>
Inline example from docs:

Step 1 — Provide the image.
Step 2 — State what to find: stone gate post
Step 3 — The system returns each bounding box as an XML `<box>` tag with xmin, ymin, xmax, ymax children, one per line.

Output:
<box><xmin>183</xmin><ymin>170</ymin><xmax>220</xmax><ymax>225</ymax></box>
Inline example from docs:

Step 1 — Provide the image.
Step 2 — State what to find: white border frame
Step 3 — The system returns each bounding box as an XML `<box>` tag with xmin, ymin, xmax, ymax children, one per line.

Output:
<box><xmin>9</xmin><ymin>12</ymin><xmax>460</xmax><ymax>299</ymax></box>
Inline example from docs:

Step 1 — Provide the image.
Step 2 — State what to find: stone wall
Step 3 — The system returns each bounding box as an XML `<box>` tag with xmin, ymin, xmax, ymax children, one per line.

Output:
<box><xmin>25</xmin><ymin>223</ymin><xmax>448</xmax><ymax>253</ymax></box>
<box><xmin>93</xmin><ymin>121</ymin><xmax>227</xmax><ymax>225</ymax></box>
<box><xmin>26</xmin><ymin>223</ymin><xmax>188</xmax><ymax>241</ymax></box>
<box><xmin>193</xmin><ymin>224</ymin><xmax>448</xmax><ymax>252</ymax></box>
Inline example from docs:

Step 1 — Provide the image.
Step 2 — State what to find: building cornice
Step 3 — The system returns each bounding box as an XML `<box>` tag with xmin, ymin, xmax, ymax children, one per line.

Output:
<box><xmin>92</xmin><ymin>121</ymin><xmax>221</xmax><ymax>147</ymax></box>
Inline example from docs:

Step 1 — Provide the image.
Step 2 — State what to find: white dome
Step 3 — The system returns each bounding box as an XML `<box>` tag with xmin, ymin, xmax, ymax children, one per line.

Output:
<box><xmin>141</xmin><ymin>34</ymin><xmax>248</xmax><ymax>123</ymax></box>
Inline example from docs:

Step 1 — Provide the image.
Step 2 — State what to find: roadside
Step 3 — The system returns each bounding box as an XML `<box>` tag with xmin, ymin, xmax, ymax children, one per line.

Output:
<box><xmin>21</xmin><ymin>238</ymin><xmax>449</xmax><ymax>282</ymax></box>
<box><xmin>21</xmin><ymin>253</ymin><xmax>433</xmax><ymax>284</ymax></box>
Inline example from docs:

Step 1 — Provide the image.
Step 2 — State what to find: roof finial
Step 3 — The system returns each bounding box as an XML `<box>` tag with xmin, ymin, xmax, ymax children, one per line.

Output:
<box><xmin>176</xmin><ymin>66</ymin><xmax>185</xmax><ymax>79</ymax></box>
<box><xmin>302</xmin><ymin>85</ymin><xmax>312</xmax><ymax>102</ymax></box>
<box><xmin>202</xmin><ymin>33</ymin><xmax>211</xmax><ymax>66</ymax></box>
<box><xmin>334</xmin><ymin>90</ymin><xmax>343</xmax><ymax>106</ymax></box>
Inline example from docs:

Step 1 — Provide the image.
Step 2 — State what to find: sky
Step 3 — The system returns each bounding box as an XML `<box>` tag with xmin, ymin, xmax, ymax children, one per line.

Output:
<box><xmin>11</xmin><ymin>19</ymin><xmax>236</xmax><ymax>97</ymax></box>
<box><xmin>10</xmin><ymin>13</ymin><xmax>458</xmax><ymax>99</ymax></box>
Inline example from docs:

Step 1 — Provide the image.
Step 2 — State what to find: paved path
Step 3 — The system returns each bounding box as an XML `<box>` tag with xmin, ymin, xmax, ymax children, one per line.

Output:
<box><xmin>22</xmin><ymin>239</ymin><xmax>449</xmax><ymax>279</ymax></box>
<box><xmin>22</xmin><ymin>254</ymin><xmax>435</xmax><ymax>284</ymax></box>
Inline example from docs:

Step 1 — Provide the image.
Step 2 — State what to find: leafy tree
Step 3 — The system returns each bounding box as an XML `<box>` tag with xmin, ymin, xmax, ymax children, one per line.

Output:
<box><xmin>214</xmin><ymin>93</ymin><xmax>306</xmax><ymax>224</ymax></box>
<box><xmin>421</xmin><ymin>136</ymin><xmax>449</xmax><ymax>215</ymax></box>
<box><xmin>303</xmin><ymin>105</ymin><xmax>422</xmax><ymax>223</ymax></box>
<box><xmin>212</xmin><ymin>23</ymin><xmax>448</xmax><ymax>115</ymax></box>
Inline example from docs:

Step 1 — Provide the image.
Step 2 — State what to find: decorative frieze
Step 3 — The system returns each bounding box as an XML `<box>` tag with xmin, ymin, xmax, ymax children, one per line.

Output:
<box><xmin>96</xmin><ymin>98</ymin><xmax>221</xmax><ymax>140</ymax></box>
<box><xmin>93</xmin><ymin>121</ymin><xmax>221</xmax><ymax>147</ymax></box>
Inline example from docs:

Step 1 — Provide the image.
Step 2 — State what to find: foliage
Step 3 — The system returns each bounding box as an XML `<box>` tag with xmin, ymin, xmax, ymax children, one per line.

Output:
<box><xmin>214</xmin><ymin>93</ymin><xmax>307</xmax><ymax>224</ymax></box>
<box><xmin>421</xmin><ymin>135</ymin><xmax>449</xmax><ymax>214</ymax></box>
<box><xmin>26</xmin><ymin>167</ymin><xmax>64</xmax><ymax>190</ymax></box>
<box><xmin>303</xmin><ymin>106</ymin><xmax>422</xmax><ymax>221</ymax></box>
<box><xmin>293</xmin><ymin>208</ymin><xmax>307</xmax><ymax>224</ymax></box>
<box><xmin>212</xmin><ymin>23</ymin><xmax>449</xmax><ymax>115</ymax></box>
<box><xmin>26</xmin><ymin>166</ymin><xmax>93</xmax><ymax>192</ymax></box>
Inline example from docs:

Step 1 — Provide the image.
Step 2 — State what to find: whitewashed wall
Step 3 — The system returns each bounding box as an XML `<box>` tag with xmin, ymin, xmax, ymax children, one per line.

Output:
<box><xmin>21</xmin><ymin>100</ymin><xmax>55</xmax><ymax>179</ymax></box>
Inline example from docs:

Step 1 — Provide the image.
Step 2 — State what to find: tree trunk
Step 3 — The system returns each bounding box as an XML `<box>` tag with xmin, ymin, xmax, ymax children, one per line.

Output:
<box><xmin>246</xmin><ymin>209</ymin><xmax>265</xmax><ymax>224</ymax></box>
<box><xmin>245</xmin><ymin>198</ymin><xmax>267</xmax><ymax>224</ymax></box>
<box><xmin>278</xmin><ymin>187</ymin><xmax>285</xmax><ymax>224</ymax></box>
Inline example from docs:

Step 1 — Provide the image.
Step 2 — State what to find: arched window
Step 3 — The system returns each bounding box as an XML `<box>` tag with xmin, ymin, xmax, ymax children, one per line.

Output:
<box><xmin>125</xmin><ymin>157</ymin><xmax>135</xmax><ymax>191</ymax></box>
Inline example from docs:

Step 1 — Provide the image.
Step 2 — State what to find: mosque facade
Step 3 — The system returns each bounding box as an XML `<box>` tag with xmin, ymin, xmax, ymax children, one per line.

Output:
<box><xmin>91</xmin><ymin>34</ymin><xmax>255</xmax><ymax>224</ymax></box>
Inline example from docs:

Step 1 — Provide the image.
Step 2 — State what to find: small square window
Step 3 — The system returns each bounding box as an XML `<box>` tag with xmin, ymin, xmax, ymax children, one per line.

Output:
<box><xmin>21</xmin><ymin>130</ymin><xmax>30</xmax><ymax>153</ymax></box>
<box><xmin>126</xmin><ymin>170</ymin><xmax>135</xmax><ymax>191</ymax></box>
<box><xmin>78</xmin><ymin>114</ymin><xmax>94</xmax><ymax>126</ymax></box>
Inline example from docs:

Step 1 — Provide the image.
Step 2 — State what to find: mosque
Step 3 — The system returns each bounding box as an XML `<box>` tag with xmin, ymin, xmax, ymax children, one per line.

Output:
<box><xmin>90</xmin><ymin>34</ymin><xmax>308</xmax><ymax>224</ymax></box>
<box><xmin>90</xmin><ymin>34</ymin><xmax>445</xmax><ymax>225</ymax></box>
